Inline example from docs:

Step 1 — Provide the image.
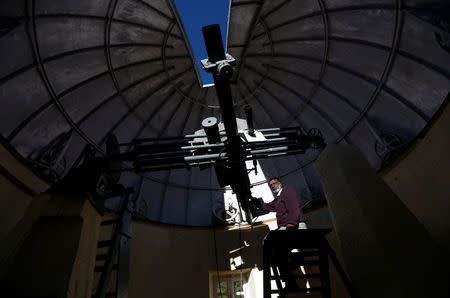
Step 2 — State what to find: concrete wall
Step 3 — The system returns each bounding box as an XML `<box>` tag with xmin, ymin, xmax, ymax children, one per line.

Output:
<box><xmin>0</xmin><ymin>138</ymin><xmax>101</xmax><ymax>297</ymax></box>
<box><xmin>130</xmin><ymin>215</ymin><xmax>350</xmax><ymax>298</ymax></box>
<box><xmin>130</xmin><ymin>220</ymin><xmax>269</xmax><ymax>298</ymax></box>
<box><xmin>314</xmin><ymin>144</ymin><xmax>448</xmax><ymax>298</ymax></box>
<box><xmin>0</xmin><ymin>138</ymin><xmax>51</xmax><ymax>279</ymax></box>
<box><xmin>380</xmin><ymin>101</ymin><xmax>450</xmax><ymax>251</ymax></box>
<box><xmin>1</xmin><ymin>194</ymin><xmax>102</xmax><ymax>297</ymax></box>
<box><xmin>0</xmin><ymin>138</ymin><xmax>49</xmax><ymax>240</ymax></box>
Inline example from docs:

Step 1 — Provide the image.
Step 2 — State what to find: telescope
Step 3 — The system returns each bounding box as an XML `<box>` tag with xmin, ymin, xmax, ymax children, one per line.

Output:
<box><xmin>63</xmin><ymin>24</ymin><xmax>325</xmax><ymax>224</ymax></box>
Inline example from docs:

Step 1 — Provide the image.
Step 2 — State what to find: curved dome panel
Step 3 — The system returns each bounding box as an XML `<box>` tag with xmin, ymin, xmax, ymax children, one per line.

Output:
<box><xmin>0</xmin><ymin>0</ymin><xmax>448</xmax><ymax>226</ymax></box>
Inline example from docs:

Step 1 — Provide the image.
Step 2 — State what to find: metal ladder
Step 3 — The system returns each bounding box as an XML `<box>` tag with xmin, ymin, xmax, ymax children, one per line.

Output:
<box><xmin>263</xmin><ymin>229</ymin><xmax>355</xmax><ymax>298</ymax></box>
<box><xmin>92</xmin><ymin>186</ymin><xmax>134</xmax><ymax>298</ymax></box>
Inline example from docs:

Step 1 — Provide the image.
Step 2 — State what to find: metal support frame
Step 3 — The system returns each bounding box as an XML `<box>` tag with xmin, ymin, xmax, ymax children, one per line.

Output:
<box><xmin>94</xmin><ymin>187</ymin><xmax>134</xmax><ymax>298</ymax></box>
<box><xmin>262</xmin><ymin>229</ymin><xmax>354</xmax><ymax>298</ymax></box>
<box><xmin>100</xmin><ymin>24</ymin><xmax>325</xmax><ymax>222</ymax></box>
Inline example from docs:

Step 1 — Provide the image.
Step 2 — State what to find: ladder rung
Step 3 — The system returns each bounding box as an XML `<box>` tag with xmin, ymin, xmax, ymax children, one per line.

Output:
<box><xmin>271</xmin><ymin>273</ymin><xmax>321</xmax><ymax>280</ymax></box>
<box><xmin>270</xmin><ymin>287</ymin><xmax>323</xmax><ymax>293</ymax></box>
<box><xmin>269</xmin><ymin>260</ymin><xmax>321</xmax><ymax>267</ymax></box>
<box><xmin>292</xmin><ymin>273</ymin><xmax>322</xmax><ymax>279</ymax></box>
<box><xmin>291</xmin><ymin>250</ymin><xmax>321</xmax><ymax>257</ymax></box>
<box><xmin>294</xmin><ymin>260</ymin><xmax>321</xmax><ymax>266</ymax></box>
<box><xmin>97</xmin><ymin>240</ymin><xmax>114</xmax><ymax>248</ymax></box>
<box><xmin>101</xmin><ymin>219</ymin><xmax>120</xmax><ymax>226</ymax></box>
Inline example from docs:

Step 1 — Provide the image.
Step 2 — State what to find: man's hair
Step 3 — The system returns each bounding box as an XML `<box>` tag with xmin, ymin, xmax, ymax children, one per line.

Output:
<box><xmin>268</xmin><ymin>176</ymin><xmax>281</xmax><ymax>183</ymax></box>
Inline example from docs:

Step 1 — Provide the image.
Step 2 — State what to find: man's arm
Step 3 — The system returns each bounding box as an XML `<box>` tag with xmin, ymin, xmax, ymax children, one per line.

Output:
<box><xmin>283</xmin><ymin>187</ymin><xmax>302</xmax><ymax>226</ymax></box>
<box><xmin>249</xmin><ymin>197</ymin><xmax>269</xmax><ymax>216</ymax></box>
<box><xmin>260</xmin><ymin>199</ymin><xmax>276</xmax><ymax>212</ymax></box>
<box><xmin>250</xmin><ymin>196</ymin><xmax>276</xmax><ymax>212</ymax></box>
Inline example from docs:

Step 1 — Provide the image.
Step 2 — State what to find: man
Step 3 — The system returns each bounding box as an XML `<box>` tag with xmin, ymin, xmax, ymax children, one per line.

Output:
<box><xmin>251</xmin><ymin>176</ymin><xmax>306</xmax><ymax>230</ymax></box>
<box><xmin>251</xmin><ymin>177</ymin><xmax>307</xmax><ymax>290</ymax></box>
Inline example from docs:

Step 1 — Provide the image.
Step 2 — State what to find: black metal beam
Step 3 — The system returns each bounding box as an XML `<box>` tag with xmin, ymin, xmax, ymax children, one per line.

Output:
<box><xmin>202</xmin><ymin>24</ymin><xmax>254</xmax><ymax>221</ymax></box>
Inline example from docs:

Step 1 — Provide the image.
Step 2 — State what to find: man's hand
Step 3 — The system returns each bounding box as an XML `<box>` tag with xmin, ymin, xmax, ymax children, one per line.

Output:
<box><xmin>249</xmin><ymin>196</ymin><xmax>262</xmax><ymax>209</ymax></box>
<box><xmin>249</xmin><ymin>197</ymin><xmax>269</xmax><ymax>217</ymax></box>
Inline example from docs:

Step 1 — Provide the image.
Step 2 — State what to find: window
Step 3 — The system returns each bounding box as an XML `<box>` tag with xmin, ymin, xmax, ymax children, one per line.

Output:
<box><xmin>209</xmin><ymin>269</ymin><xmax>250</xmax><ymax>298</ymax></box>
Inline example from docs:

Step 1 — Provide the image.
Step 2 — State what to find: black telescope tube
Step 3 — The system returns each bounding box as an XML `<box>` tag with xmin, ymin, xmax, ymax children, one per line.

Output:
<box><xmin>202</xmin><ymin>24</ymin><xmax>226</xmax><ymax>63</ymax></box>
<box><xmin>202</xmin><ymin>24</ymin><xmax>253</xmax><ymax>223</ymax></box>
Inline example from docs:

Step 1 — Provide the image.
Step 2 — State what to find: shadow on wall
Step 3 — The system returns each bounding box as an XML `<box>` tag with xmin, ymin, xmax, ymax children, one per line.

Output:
<box><xmin>129</xmin><ymin>220</ymin><xmax>269</xmax><ymax>298</ymax></box>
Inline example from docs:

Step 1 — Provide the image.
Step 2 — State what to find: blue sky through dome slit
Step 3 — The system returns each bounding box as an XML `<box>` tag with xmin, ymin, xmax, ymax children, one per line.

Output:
<box><xmin>173</xmin><ymin>0</ymin><xmax>230</xmax><ymax>86</ymax></box>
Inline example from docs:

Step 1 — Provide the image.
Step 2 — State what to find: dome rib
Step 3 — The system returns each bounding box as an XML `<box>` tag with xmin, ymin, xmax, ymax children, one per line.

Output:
<box><xmin>266</xmin><ymin>64</ymin><xmax>362</xmax><ymax>115</ymax></box>
<box><xmin>131</xmin><ymin>0</ymin><xmax>173</xmax><ymax>21</ymax></box>
<box><xmin>25</xmin><ymin>0</ymin><xmax>105</xmax><ymax>153</ymax></box>
<box><xmin>131</xmin><ymin>81</ymin><xmax>192</xmax><ymax>139</ymax></box>
<box><xmin>264</xmin><ymin>35</ymin><xmax>450</xmax><ymax>79</ymax></box>
<box><xmin>259</xmin><ymin>0</ymin><xmax>292</xmax><ymax>20</ymax></box>
<box><xmin>240</xmin><ymin>78</ymin><xmax>278</xmax><ymax>127</ymax></box>
<box><xmin>105</xmin><ymin>0</ymin><xmax>150</xmax><ymax>127</ymax></box>
<box><xmin>156</xmin><ymin>93</ymin><xmax>200</xmax><ymax>223</ymax></box>
<box><xmin>232</xmin><ymin>16</ymin><xmax>275</xmax><ymax>107</ymax></box>
<box><xmin>230</xmin><ymin>0</ymin><xmax>264</xmax><ymax>84</ymax></box>
<box><xmin>244</xmin><ymin>64</ymin><xmax>345</xmax><ymax>139</ymax></box>
<box><xmin>336</xmin><ymin>0</ymin><xmax>403</xmax><ymax>142</ymax></box>
<box><xmin>31</xmin><ymin>14</ymin><xmax>182</xmax><ymax>40</ymax></box>
<box><xmin>248</xmin><ymin>53</ymin><xmax>430</xmax><ymax>123</ymax></box>
<box><xmin>262</xmin><ymin>63</ymin><xmax>424</xmax><ymax>147</ymax></box>
<box><xmin>97</xmin><ymin>65</ymin><xmax>194</xmax><ymax>146</ymax></box>
<box><xmin>1</xmin><ymin>0</ymin><xmax>448</xmax><ymax>226</ymax></box>
<box><xmin>5</xmin><ymin>51</ymin><xmax>187</xmax><ymax>145</ymax></box>
<box><xmin>237</xmin><ymin>0</ymin><xmax>330</xmax><ymax>121</ymax></box>
<box><xmin>252</xmin><ymin>3</ymin><xmax>398</xmax><ymax>41</ymax></box>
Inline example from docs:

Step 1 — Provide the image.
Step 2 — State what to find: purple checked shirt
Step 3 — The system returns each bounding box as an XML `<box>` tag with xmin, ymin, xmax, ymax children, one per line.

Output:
<box><xmin>260</xmin><ymin>186</ymin><xmax>305</xmax><ymax>228</ymax></box>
